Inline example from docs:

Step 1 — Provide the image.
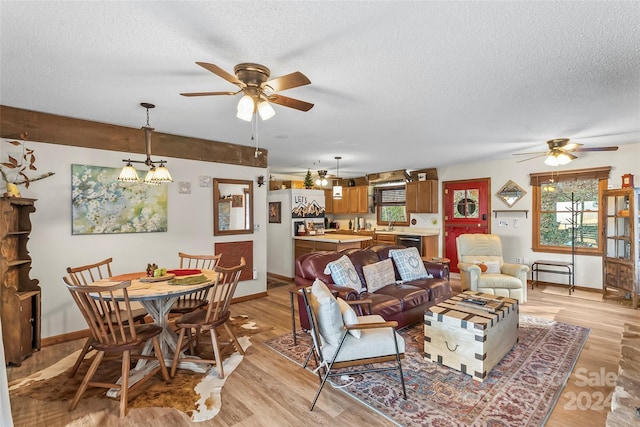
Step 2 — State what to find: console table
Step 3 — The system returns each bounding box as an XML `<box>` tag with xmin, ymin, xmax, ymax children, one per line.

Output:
<box><xmin>531</xmin><ymin>260</ymin><xmax>574</xmax><ymax>294</ymax></box>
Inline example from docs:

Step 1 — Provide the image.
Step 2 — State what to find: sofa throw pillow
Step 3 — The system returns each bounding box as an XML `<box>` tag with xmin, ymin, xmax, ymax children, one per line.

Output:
<box><xmin>389</xmin><ymin>247</ymin><xmax>432</xmax><ymax>281</ymax></box>
<box><xmin>474</xmin><ymin>260</ymin><xmax>500</xmax><ymax>274</ymax></box>
<box><xmin>323</xmin><ymin>255</ymin><xmax>364</xmax><ymax>293</ymax></box>
<box><xmin>309</xmin><ymin>279</ymin><xmax>344</xmax><ymax>345</ymax></box>
<box><xmin>336</xmin><ymin>297</ymin><xmax>361</xmax><ymax>338</ymax></box>
<box><xmin>362</xmin><ymin>258</ymin><xmax>396</xmax><ymax>293</ymax></box>
<box><xmin>474</xmin><ymin>261</ymin><xmax>488</xmax><ymax>272</ymax></box>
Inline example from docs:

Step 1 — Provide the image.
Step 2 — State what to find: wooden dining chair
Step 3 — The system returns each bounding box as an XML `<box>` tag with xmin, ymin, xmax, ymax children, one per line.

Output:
<box><xmin>66</xmin><ymin>258</ymin><xmax>148</xmax><ymax>378</ymax></box>
<box><xmin>63</xmin><ymin>277</ymin><xmax>170</xmax><ymax>418</ymax></box>
<box><xmin>171</xmin><ymin>257</ymin><xmax>246</xmax><ymax>379</ymax></box>
<box><xmin>170</xmin><ymin>253</ymin><xmax>222</xmax><ymax>315</ymax></box>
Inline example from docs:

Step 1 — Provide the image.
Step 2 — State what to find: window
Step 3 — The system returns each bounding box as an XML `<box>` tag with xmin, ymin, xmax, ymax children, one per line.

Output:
<box><xmin>376</xmin><ymin>185</ymin><xmax>408</xmax><ymax>226</ymax></box>
<box><xmin>530</xmin><ymin>167</ymin><xmax>610</xmax><ymax>255</ymax></box>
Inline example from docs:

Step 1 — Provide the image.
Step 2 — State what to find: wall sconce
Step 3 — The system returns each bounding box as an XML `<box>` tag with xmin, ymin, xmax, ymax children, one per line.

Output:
<box><xmin>118</xmin><ymin>103</ymin><xmax>173</xmax><ymax>184</ymax></box>
<box><xmin>257</xmin><ymin>175</ymin><xmax>265</xmax><ymax>187</ymax></box>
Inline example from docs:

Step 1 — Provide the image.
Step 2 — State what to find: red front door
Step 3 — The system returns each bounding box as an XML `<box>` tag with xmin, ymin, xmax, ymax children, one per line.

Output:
<box><xmin>443</xmin><ymin>178</ymin><xmax>491</xmax><ymax>273</ymax></box>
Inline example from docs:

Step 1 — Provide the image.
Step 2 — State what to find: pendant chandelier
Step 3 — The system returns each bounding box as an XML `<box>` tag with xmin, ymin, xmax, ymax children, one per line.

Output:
<box><xmin>118</xmin><ymin>103</ymin><xmax>173</xmax><ymax>184</ymax></box>
<box><xmin>332</xmin><ymin>156</ymin><xmax>343</xmax><ymax>199</ymax></box>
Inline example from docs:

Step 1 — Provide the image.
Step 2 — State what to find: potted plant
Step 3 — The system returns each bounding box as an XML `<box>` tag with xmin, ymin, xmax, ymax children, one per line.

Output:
<box><xmin>1</xmin><ymin>133</ymin><xmax>54</xmax><ymax>197</ymax></box>
<box><xmin>304</xmin><ymin>169</ymin><xmax>313</xmax><ymax>189</ymax></box>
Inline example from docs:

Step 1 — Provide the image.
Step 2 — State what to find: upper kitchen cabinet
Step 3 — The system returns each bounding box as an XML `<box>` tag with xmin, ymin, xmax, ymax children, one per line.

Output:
<box><xmin>348</xmin><ymin>186</ymin><xmax>368</xmax><ymax>214</ymax></box>
<box><xmin>323</xmin><ymin>189</ymin><xmax>333</xmax><ymax>214</ymax></box>
<box><xmin>406</xmin><ymin>180</ymin><xmax>439</xmax><ymax>213</ymax></box>
<box><xmin>330</xmin><ymin>185</ymin><xmax>368</xmax><ymax>214</ymax></box>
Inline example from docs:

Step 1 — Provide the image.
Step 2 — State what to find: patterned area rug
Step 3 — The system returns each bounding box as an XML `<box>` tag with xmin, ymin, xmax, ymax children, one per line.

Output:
<box><xmin>264</xmin><ymin>315</ymin><xmax>589</xmax><ymax>427</ymax></box>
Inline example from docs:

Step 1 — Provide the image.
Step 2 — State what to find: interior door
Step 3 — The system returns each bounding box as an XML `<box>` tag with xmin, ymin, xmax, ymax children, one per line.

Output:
<box><xmin>443</xmin><ymin>178</ymin><xmax>491</xmax><ymax>273</ymax></box>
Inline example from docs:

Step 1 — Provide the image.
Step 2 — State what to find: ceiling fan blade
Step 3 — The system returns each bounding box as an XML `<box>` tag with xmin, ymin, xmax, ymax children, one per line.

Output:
<box><xmin>573</xmin><ymin>146</ymin><xmax>619</xmax><ymax>152</ymax></box>
<box><xmin>195</xmin><ymin>62</ymin><xmax>243</xmax><ymax>86</ymax></box>
<box><xmin>264</xmin><ymin>71</ymin><xmax>311</xmax><ymax>92</ymax></box>
<box><xmin>180</xmin><ymin>91</ymin><xmax>238</xmax><ymax>97</ymax></box>
<box><xmin>516</xmin><ymin>153</ymin><xmax>547</xmax><ymax>163</ymax></box>
<box><xmin>268</xmin><ymin>94</ymin><xmax>314</xmax><ymax>111</ymax></box>
<box><xmin>513</xmin><ymin>151</ymin><xmax>548</xmax><ymax>156</ymax></box>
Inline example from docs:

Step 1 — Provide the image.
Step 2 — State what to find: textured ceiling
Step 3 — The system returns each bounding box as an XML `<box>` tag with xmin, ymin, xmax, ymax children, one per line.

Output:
<box><xmin>1</xmin><ymin>1</ymin><xmax>639</xmax><ymax>179</ymax></box>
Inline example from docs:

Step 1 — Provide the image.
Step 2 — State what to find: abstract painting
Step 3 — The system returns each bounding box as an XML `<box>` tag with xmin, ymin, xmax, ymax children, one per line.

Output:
<box><xmin>71</xmin><ymin>164</ymin><xmax>168</xmax><ymax>234</ymax></box>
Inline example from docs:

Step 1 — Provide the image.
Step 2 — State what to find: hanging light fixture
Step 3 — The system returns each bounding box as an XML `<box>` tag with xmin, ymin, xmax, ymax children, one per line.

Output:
<box><xmin>332</xmin><ymin>157</ymin><xmax>343</xmax><ymax>199</ymax></box>
<box><xmin>118</xmin><ymin>102</ymin><xmax>173</xmax><ymax>184</ymax></box>
<box><xmin>315</xmin><ymin>170</ymin><xmax>328</xmax><ymax>187</ymax></box>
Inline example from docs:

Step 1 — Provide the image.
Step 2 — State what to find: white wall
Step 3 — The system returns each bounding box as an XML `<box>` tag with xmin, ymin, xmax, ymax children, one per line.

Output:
<box><xmin>437</xmin><ymin>142</ymin><xmax>640</xmax><ymax>290</ymax></box>
<box><xmin>266</xmin><ymin>190</ymin><xmax>293</xmax><ymax>278</ymax></box>
<box><xmin>5</xmin><ymin>141</ymin><xmax>267</xmax><ymax>338</ymax></box>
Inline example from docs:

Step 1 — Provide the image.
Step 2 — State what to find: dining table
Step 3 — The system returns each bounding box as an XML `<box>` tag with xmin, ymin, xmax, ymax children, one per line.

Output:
<box><xmin>89</xmin><ymin>269</ymin><xmax>219</xmax><ymax>396</ymax></box>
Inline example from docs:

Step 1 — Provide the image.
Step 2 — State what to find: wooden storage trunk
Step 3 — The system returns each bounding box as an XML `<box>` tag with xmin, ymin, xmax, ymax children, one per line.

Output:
<box><xmin>424</xmin><ymin>291</ymin><xmax>519</xmax><ymax>382</ymax></box>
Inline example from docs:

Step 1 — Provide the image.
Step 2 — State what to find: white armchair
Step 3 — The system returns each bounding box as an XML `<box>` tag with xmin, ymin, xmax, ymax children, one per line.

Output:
<box><xmin>456</xmin><ymin>234</ymin><xmax>529</xmax><ymax>303</ymax></box>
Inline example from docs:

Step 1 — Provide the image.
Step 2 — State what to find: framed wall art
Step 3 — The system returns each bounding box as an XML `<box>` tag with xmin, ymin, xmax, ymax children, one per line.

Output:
<box><xmin>269</xmin><ymin>201</ymin><xmax>281</xmax><ymax>223</ymax></box>
<box><xmin>71</xmin><ymin>164</ymin><xmax>168</xmax><ymax>235</ymax></box>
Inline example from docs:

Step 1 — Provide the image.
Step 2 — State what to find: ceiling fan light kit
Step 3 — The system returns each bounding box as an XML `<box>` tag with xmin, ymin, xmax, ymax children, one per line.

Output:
<box><xmin>515</xmin><ymin>137</ymin><xmax>619</xmax><ymax>165</ymax></box>
<box><xmin>315</xmin><ymin>170</ymin><xmax>328</xmax><ymax>187</ymax></box>
<box><xmin>118</xmin><ymin>103</ymin><xmax>173</xmax><ymax>184</ymax></box>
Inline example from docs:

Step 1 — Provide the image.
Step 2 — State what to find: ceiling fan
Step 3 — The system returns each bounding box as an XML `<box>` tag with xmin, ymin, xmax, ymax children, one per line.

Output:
<box><xmin>181</xmin><ymin>62</ymin><xmax>314</xmax><ymax>121</ymax></box>
<box><xmin>513</xmin><ymin>138</ymin><xmax>618</xmax><ymax>166</ymax></box>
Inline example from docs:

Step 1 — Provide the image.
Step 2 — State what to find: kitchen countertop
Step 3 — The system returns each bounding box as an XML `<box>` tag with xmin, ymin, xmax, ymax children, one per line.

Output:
<box><xmin>293</xmin><ymin>234</ymin><xmax>373</xmax><ymax>243</ymax></box>
<box><xmin>374</xmin><ymin>228</ymin><xmax>439</xmax><ymax>236</ymax></box>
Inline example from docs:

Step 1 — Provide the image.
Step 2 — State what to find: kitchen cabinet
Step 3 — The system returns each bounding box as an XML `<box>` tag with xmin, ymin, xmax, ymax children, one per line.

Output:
<box><xmin>330</xmin><ymin>185</ymin><xmax>368</xmax><ymax>214</ymax></box>
<box><xmin>1</xmin><ymin>197</ymin><xmax>41</xmax><ymax>365</ymax></box>
<box><xmin>406</xmin><ymin>180</ymin><xmax>438</xmax><ymax>213</ymax></box>
<box><xmin>269</xmin><ymin>180</ymin><xmax>304</xmax><ymax>191</ymax></box>
<box><xmin>373</xmin><ymin>233</ymin><xmax>438</xmax><ymax>259</ymax></box>
<box><xmin>294</xmin><ymin>235</ymin><xmax>373</xmax><ymax>262</ymax></box>
<box><xmin>348</xmin><ymin>186</ymin><xmax>368</xmax><ymax>214</ymax></box>
<box><xmin>602</xmin><ymin>188</ymin><xmax>639</xmax><ymax>308</ymax></box>
<box><xmin>324</xmin><ymin>189</ymin><xmax>333</xmax><ymax>214</ymax></box>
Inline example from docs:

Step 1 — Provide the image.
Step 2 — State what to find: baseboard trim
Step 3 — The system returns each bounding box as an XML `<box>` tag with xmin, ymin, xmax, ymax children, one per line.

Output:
<box><xmin>267</xmin><ymin>272</ymin><xmax>294</xmax><ymax>282</ymax></box>
<box><xmin>527</xmin><ymin>279</ymin><xmax>601</xmax><ymax>293</ymax></box>
<box><xmin>41</xmin><ymin>293</ymin><xmax>267</xmax><ymax>347</ymax></box>
<box><xmin>41</xmin><ymin>329</ymin><xmax>90</xmax><ymax>347</ymax></box>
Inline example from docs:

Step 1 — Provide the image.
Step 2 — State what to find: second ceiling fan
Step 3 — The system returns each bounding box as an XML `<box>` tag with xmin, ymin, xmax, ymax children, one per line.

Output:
<box><xmin>514</xmin><ymin>138</ymin><xmax>618</xmax><ymax>166</ymax></box>
<box><xmin>181</xmin><ymin>62</ymin><xmax>314</xmax><ymax>121</ymax></box>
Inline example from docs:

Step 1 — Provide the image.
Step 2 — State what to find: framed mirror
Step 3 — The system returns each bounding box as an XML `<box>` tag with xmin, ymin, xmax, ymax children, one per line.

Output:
<box><xmin>496</xmin><ymin>180</ymin><xmax>526</xmax><ymax>207</ymax></box>
<box><xmin>213</xmin><ymin>178</ymin><xmax>253</xmax><ymax>236</ymax></box>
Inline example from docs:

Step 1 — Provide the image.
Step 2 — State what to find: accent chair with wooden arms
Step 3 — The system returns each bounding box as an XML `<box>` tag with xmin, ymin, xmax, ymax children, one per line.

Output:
<box><xmin>302</xmin><ymin>278</ymin><xmax>406</xmax><ymax>411</ymax></box>
<box><xmin>63</xmin><ymin>277</ymin><xmax>170</xmax><ymax>418</ymax></box>
<box><xmin>66</xmin><ymin>257</ymin><xmax>148</xmax><ymax>378</ymax></box>
<box><xmin>171</xmin><ymin>257</ymin><xmax>246</xmax><ymax>379</ymax></box>
<box><xmin>170</xmin><ymin>252</ymin><xmax>222</xmax><ymax>315</ymax></box>
<box><xmin>456</xmin><ymin>233</ymin><xmax>530</xmax><ymax>303</ymax></box>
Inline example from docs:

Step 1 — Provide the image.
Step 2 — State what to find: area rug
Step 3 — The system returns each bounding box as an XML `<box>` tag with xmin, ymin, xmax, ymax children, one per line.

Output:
<box><xmin>9</xmin><ymin>315</ymin><xmax>271</xmax><ymax>422</ymax></box>
<box><xmin>264</xmin><ymin>315</ymin><xmax>589</xmax><ymax>427</ymax></box>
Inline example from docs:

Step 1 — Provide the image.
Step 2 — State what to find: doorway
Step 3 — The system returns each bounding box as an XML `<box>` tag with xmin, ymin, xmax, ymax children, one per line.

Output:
<box><xmin>443</xmin><ymin>178</ymin><xmax>491</xmax><ymax>273</ymax></box>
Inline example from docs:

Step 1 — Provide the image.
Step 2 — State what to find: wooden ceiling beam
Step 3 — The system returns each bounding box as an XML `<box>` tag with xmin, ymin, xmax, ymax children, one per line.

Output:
<box><xmin>0</xmin><ymin>105</ymin><xmax>267</xmax><ymax>168</ymax></box>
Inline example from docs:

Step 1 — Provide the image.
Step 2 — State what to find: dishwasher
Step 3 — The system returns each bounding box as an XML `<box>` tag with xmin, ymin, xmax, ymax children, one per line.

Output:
<box><xmin>396</xmin><ymin>235</ymin><xmax>423</xmax><ymax>255</ymax></box>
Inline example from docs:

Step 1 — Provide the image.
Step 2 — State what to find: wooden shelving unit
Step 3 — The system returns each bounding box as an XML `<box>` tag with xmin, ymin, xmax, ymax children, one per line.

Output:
<box><xmin>0</xmin><ymin>197</ymin><xmax>41</xmax><ymax>365</ymax></box>
<box><xmin>602</xmin><ymin>188</ymin><xmax>639</xmax><ymax>308</ymax></box>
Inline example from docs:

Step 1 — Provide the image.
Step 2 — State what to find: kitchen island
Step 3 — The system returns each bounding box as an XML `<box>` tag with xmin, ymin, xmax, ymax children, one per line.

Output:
<box><xmin>293</xmin><ymin>234</ymin><xmax>373</xmax><ymax>261</ymax></box>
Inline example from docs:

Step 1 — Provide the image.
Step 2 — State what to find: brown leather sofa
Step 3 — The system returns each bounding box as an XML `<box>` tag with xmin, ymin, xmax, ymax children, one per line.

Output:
<box><xmin>294</xmin><ymin>244</ymin><xmax>452</xmax><ymax>329</ymax></box>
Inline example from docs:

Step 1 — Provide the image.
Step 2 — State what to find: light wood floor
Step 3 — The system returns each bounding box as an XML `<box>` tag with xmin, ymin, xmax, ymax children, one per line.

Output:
<box><xmin>7</xmin><ymin>280</ymin><xmax>640</xmax><ymax>427</ymax></box>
